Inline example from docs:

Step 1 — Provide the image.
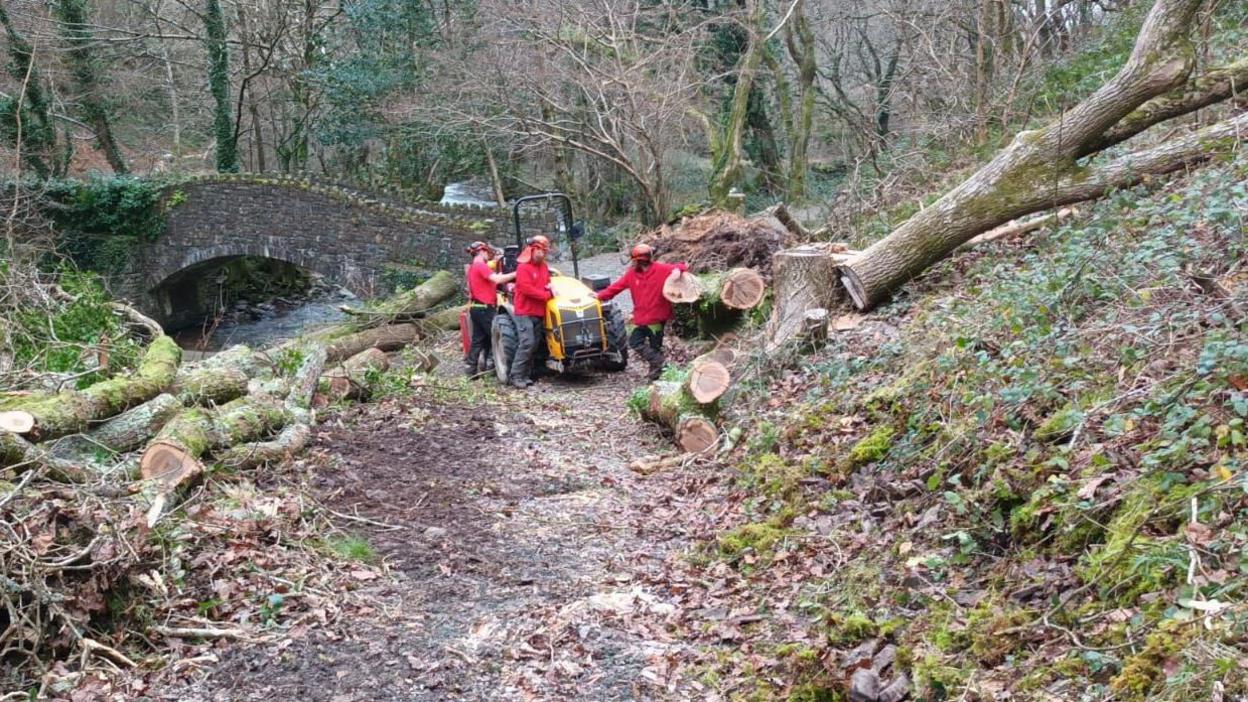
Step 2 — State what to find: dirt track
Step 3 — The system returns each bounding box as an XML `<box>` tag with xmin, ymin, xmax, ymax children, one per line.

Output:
<box><xmin>161</xmin><ymin>362</ymin><xmax>698</xmax><ymax>701</ymax></box>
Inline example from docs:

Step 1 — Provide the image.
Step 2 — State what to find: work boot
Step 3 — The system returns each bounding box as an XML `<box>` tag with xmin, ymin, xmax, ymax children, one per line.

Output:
<box><xmin>638</xmin><ymin>347</ymin><xmax>664</xmax><ymax>381</ymax></box>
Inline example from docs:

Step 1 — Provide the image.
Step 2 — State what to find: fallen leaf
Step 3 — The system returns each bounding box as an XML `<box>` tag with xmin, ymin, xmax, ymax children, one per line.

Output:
<box><xmin>348</xmin><ymin>569</ymin><xmax>378</xmax><ymax>581</ymax></box>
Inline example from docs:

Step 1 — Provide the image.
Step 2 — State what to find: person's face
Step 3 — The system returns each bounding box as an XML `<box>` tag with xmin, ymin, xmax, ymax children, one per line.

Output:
<box><xmin>633</xmin><ymin>257</ymin><xmax>650</xmax><ymax>271</ymax></box>
<box><xmin>532</xmin><ymin>247</ymin><xmax>547</xmax><ymax>264</ymax></box>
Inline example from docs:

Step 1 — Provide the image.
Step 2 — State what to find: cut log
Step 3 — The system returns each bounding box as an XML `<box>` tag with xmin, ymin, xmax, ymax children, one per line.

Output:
<box><xmin>215</xmin><ymin>423</ymin><xmax>312</xmax><ymax>470</ymax></box>
<box><xmin>767</xmin><ymin>244</ymin><xmax>855</xmax><ymax>348</ymax></box>
<box><xmin>0</xmin><ymin>336</ymin><xmax>182</xmax><ymax>440</ymax></box>
<box><xmin>49</xmin><ymin>393</ymin><xmax>182</xmax><ymax>460</ymax></box>
<box><xmin>0</xmin><ymin>411</ymin><xmax>35</xmax><ymax>434</ymax></box>
<box><xmin>0</xmin><ymin>431</ymin><xmax>88</xmax><ymax>481</ymax></box>
<box><xmin>718</xmin><ymin>268</ymin><xmax>766</xmax><ymax>310</ymax></box>
<box><xmin>672</xmin><ymin>268</ymin><xmax>767</xmax><ymax>339</ymax></box>
<box><xmin>685</xmin><ymin>357</ymin><xmax>732</xmax><ymax>404</ymax></box>
<box><xmin>171</xmin><ymin>345</ymin><xmax>258</xmax><ymax>405</ymax></box>
<box><xmin>339</xmin><ymin>270</ymin><xmax>458</xmax><ymax>324</ymax></box>
<box><xmin>317</xmin><ymin>348</ymin><xmax>390</xmax><ymax>403</ymax></box>
<box><xmin>415</xmin><ymin>305</ymin><xmax>466</xmax><ymax>333</ymax></box>
<box><xmin>285</xmin><ymin>344</ymin><xmax>328</xmax><ymax>411</ymax></box>
<box><xmin>640</xmin><ymin>380</ymin><xmax>720</xmax><ymax>454</ymax></box>
<box><xmin>141</xmin><ymin>395</ymin><xmax>291</xmax><ymax>526</ymax></box>
<box><xmin>663</xmin><ymin>271</ymin><xmax>703</xmax><ymax>304</ymax></box>
<box><xmin>323</xmin><ymin>323</ymin><xmax>420</xmax><ymax>362</ymax></box>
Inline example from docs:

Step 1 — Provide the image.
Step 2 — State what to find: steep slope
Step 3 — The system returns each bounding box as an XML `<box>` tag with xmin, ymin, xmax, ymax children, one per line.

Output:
<box><xmin>676</xmin><ymin>148</ymin><xmax>1248</xmax><ymax>700</ymax></box>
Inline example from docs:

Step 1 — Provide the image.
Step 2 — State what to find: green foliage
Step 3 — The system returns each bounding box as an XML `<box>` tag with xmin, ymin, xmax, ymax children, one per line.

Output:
<box><xmin>322</xmin><ymin>534</ymin><xmax>378</xmax><ymax>563</ymax></box>
<box><xmin>41</xmin><ymin>177</ymin><xmax>170</xmax><ymax>273</ymax></box>
<box><xmin>847</xmin><ymin>425</ymin><xmax>894</xmax><ymax>465</ymax></box>
<box><xmin>4</xmin><ymin>270</ymin><xmax>142</xmax><ymax>386</ymax></box>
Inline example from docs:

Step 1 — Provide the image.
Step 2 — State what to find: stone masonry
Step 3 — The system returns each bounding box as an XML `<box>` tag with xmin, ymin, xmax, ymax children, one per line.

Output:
<box><xmin>139</xmin><ymin>174</ymin><xmax>547</xmax><ymax>325</ymax></box>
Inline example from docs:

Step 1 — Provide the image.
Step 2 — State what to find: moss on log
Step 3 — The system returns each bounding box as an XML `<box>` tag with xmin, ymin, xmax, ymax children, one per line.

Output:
<box><xmin>639</xmin><ymin>380</ymin><xmax>719</xmax><ymax>454</ymax></box>
<box><xmin>0</xmin><ymin>336</ymin><xmax>182</xmax><ymax>440</ymax></box>
<box><xmin>324</xmin><ymin>323</ymin><xmax>421</xmax><ymax>362</ymax></box>
<box><xmin>340</xmin><ymin>270</ymin><xmax>458</xmax><ymax>325</ymax></box>
<box><xmin>215</xmin><ymin>423</ymin><xmax>312</xmax><ymax>470</ymax></box>
<box><xmin>172</xmin><ymin>345</ymin><xmax>258</xmax><ymax>405</ymax></box>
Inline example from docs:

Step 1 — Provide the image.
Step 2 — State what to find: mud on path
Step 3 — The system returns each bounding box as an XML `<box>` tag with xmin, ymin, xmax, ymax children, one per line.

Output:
<box><xmin>162</xmin><ymin>365</ymin><xmax>702</xmax><ymax>701</ymax></box>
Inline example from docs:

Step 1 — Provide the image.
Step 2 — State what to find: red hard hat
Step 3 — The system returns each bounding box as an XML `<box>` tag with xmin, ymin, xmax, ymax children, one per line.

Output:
<box><xmin>465</xmin><ymin>241</ymin><xmax>490</xmax><ymax>255</ymax></box>
<box><xmin>529</xmin><ymin>234</ymin><xmax>551</xmax><ymax>251</ymax></box>
<box><xmin>630</xmin><ymin>243</ymin><xmax>654</xmax><ymax>261</ymax></box>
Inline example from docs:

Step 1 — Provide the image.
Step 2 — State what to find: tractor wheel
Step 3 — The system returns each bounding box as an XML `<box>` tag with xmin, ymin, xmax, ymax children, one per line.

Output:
<box><xmin>491</xmin><ymin>311</ymin><xmax>518</xmax><ymax>384</ymax></box>
<box><xmin>600</xmin><ymin>304</ymin><xmax>629</xmax><ymax>372</ymax></box>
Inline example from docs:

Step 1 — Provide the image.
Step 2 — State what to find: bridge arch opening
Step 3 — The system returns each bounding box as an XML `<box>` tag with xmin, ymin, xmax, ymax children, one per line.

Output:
<box><xmin>152</xmin><ymin>254</ymin><xmax>353</xmax><ymax>349</ymax></box>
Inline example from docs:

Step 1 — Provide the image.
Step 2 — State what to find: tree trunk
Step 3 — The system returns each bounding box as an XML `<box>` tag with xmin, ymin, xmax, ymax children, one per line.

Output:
<box><xmin>172</xmin><ymin>345</ymin><xmax>258</xmax><ymax>405</ymax></box>
<box><xmin>141</xmin><ymin>395</ymin><xmax>291</xmax><ymax>526</ymax></box>
<box><xmin>54</xmin><ymin>0</ymin><xmax>127</xmax><ymax>174</ymax></box>
<box><xmin>48</xmin><ymin>393</ymin><xmax>182</xmax><ymax>461</ymax></box>
<box><xmin>204</xmin><ymin>0</ymin><xmax>239</xmax><ymax>173</ymax></box>
<box><xmin>839</xmin><ymin>0</ymin><xmax>1214</xmax><ymax>311</ymax></box>
<box><xmin>639</xmin><ymin>381</ymin><xmax>719</xmax><ymax>454</ymax></box>
<box><xmin>671</xmin><ymin>268</ymin><xmax>767</xmax><ymax>338</ymax></box>
<box><xmin>0</xmin><ymin>336</ymin><xmax>181</xmax><ymax>441</ymax></box>
<box><xmin>339</xmin><ymin>270</ymin><xmax>458</xmax><ymax>324</ymax></box>
<box><xmin>768</xmin><ymin>244</ymin><xmax>855</xmax><ymax>347</ymax></box>
<box><xmin>709</xmin><ymin>0</ymin><xmax>763</xmax><ymax>206</ymax></box>
<box><xmin>317</xmin><ymin>348</ymin><xmax>389</xmax><ymax>403</ymax></box>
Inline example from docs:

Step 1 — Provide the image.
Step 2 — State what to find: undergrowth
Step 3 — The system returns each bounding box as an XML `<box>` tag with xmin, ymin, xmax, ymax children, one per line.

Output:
<box><xmin>704</xmin><ymin>147</ymin><xmax>1248</xmax><ymax>700</ymax></box>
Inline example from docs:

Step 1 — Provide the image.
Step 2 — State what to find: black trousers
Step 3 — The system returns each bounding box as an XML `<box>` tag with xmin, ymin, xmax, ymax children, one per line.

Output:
<box><xmin>629</xmin><ymin>324</ymin><xmax>664</xmax><ymax>362</ymax></box>
<box><xmin>511</xmin><ymin>315</ymin><xmax>544</xmax><ymax>383</ymax></box>
<box><xmin>465</xmin><ymin>305</ymin><xmax>496</xmax><ymax>372</ymax></box>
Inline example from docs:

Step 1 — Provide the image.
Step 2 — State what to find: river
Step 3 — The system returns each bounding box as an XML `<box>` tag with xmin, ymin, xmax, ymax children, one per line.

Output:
<box><xmin>171</xmin><ymin>282</ymin><xmax>355</xmax><ymax>352</ymax></box>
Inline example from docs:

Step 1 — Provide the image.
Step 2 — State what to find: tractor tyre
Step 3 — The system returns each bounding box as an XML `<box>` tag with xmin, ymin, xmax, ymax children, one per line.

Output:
<box><xmin>601</xmin><ymin>303</ymin><xmax>629</xmax><ymax>372</ymax></box>
<box><xmin>491</xmin><ymin>311</ymin><xmax>518</xmax><ymax>384</ymax></box>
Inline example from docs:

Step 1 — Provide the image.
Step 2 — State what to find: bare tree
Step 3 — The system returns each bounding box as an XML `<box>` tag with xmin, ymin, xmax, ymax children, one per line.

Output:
<box><xmin>424</xmin><ymin>0</ymin><xmax>706</xmax><ymax>224</ymax></box>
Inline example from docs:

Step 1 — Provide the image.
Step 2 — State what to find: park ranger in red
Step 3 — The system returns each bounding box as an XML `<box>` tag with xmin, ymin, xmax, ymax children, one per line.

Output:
<box><xmin>592</xmin><ymin>243</ymin><xmax>687</xmax><ymax>381</ymax></box>
<box><xmin>510</xmin><ymin>235</ymin><xmax>554</xmax><ymax>388</ymax></box>
<box><xmin>463</xmin><ymin>241</ymin><xmax>515</xmax><ymax>377</ymax></box>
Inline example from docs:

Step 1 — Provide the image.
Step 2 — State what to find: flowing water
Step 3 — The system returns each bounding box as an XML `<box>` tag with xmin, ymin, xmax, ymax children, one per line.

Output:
<box><xmin>171</xmin><ymin>283</ymin><xmax>355</xmax><ymax>352</ymax></box>
<box><xmin>439</xmin><ymin>180</ymin><xmax>497</xmax><ymax>207</ymax></box>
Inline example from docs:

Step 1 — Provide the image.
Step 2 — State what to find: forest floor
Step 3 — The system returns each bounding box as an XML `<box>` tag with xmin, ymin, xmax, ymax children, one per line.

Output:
<box><xmin>155</xmin><ymin>354</ymin><xmax>713</xmax><ymax>701</ymax></box>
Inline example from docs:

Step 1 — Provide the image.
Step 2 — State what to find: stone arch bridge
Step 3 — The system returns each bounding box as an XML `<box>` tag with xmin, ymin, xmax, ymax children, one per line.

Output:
<box><xmin>135</xmin><ymin>175</ymin><xmax>540</xmax><ymax>327</ymax></box>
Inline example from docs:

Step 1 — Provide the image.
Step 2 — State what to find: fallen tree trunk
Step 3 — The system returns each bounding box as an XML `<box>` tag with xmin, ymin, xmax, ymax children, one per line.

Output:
<box><xmin>339</xmin><ymin>271</ymin><xmax>458</xmax><ymax>324</ymax></box>
<box><xmin>215</xmin><ymin>423</ymin><xmax>312</xmax><ymax>470</ymax></box>
<box><xmin>638</xmin><ymin>380</ymin><xmax>719</xmax><ymax>454</ymax></box>
<box><xmin>322</xmin><ymin>323</ymin><xmax>421</xmax><ymax>362</ymax></box>
<box><xmin>171</xmin><ymin>345</ymin><xmax>258</xmax><ymax>405</ymax></box>
<box><xmin>416</xmin><ymin>305</ymin><xmax>466</xmax><ymax>333</ymax></box>
<box><xmin>837</xmin><ymin>0</ymin><xmax>1225</xmax><ymax>310</ymax></box>
<box><xmin>318</xmin><ymin>348</ymin><xmax>390</xmax><ymax>403</ymax></box>
<box><xmin>48</xmin><ymin>393</ymin><xmax>182</xmax><ymax>460</ymax></box>
<box><xmin>0</xmin><ymin>336</ymin><xmax>182</xmax><ymax>441</ymax></box>
<box><xmin>767</xmin><ymin>243</ymin><xmax>855</xmax><ymax>348</ymax></box>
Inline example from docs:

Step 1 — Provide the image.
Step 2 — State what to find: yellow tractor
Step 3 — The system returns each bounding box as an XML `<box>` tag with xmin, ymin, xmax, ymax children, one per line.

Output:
<box><xmin>488</xmin><ymin>194</ymin><xmax>628</xmax><ymax>382</ymax></box>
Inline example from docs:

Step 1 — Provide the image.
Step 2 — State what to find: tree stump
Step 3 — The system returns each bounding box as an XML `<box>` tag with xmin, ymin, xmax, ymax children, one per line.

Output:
<box><xmin>767</xmin><ymin>243</ymin><xmax>855</xmax><ymax>348</ymax></box>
